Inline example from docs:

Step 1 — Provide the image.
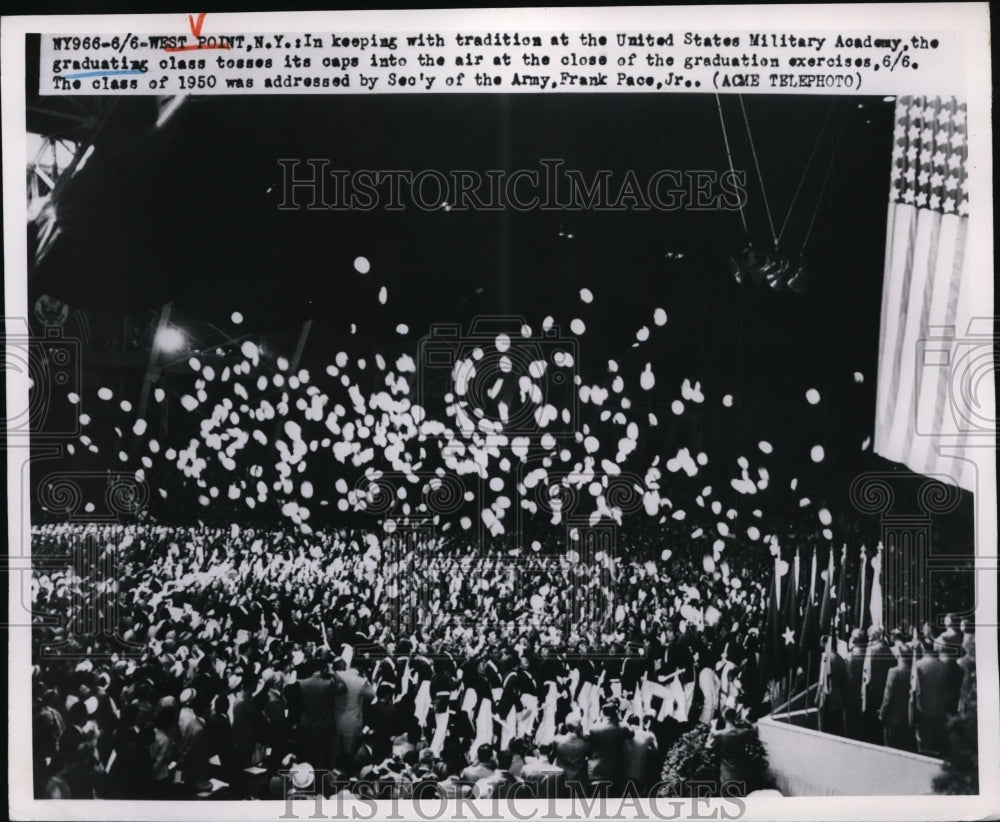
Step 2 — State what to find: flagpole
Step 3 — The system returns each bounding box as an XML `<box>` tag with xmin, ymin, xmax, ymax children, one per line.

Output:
<box><xmin>787</xmin><ymin>547</ymin><xmax>799</xmax><ymax>723</ymax></box>
<box><xmin>786</xmin><ymin>666</ymin><xmax>793</xmax><ymax>722</ymax></box>
<box><xmin>805</xmin><ymin>649</ymin><xmax>812</xmax><ymax>723</ymax></box>
<box><xmin>858</xmin><ymin>544</ymin><xmax>868</xmax><ymax>633</ymax></box>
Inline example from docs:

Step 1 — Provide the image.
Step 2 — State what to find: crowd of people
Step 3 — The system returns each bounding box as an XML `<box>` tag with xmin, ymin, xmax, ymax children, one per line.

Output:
<box><xmin>31</xmin><ymin>521</ymin><xmax>774</xmax><ymax>800</ymax></box>
<box><xmin>814</xmin><ymin>616</ymin><xmax>976</xmax><ymax>758</ymax></box>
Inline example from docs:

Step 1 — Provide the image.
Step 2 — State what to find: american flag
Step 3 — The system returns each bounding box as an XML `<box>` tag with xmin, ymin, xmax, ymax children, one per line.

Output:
<box><xmin>874</xmin><ymin>95</ymin><xmax>980</xmax><ymax>493</ymax></box>
<box><xmin>889</xmin><ymin>96</ymin><xmax>968</xmax><ymax>215</ymax></box>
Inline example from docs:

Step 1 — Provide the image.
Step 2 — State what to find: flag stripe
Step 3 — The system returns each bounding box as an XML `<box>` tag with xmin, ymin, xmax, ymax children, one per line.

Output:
<box><xmin>874</xmin><ymin>95</ymin><xmax>973</xmax><ymax>492</ymax></box>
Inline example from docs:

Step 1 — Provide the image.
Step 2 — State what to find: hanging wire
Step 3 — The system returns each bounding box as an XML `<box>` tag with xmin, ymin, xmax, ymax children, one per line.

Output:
<box><xmin>739</xmin><ymin>96</ymin><xmax>837</xmax><ymax>249</ymax></box>
<box><xmin>737</xmin><ymin>95</ymin><xmax>777</xmax><ymax>247</ymax></box>
<box><xmin>775</xmin><ymin>100</ymin><xmax>836</xmax><ymax>245</ymax></box>
<box><xmin>714</xmin><ymin>93</ymin><xmax>750</xmax><ymax>236</ymax></box>
<box><xmin>803</xmin><ymin>103</ymin><xmax>850</xmax><ymax>250</ymax></box>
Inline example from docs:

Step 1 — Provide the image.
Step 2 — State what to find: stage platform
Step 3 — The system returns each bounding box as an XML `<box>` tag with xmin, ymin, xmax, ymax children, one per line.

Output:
<box><xmin>758</xmin><ymin>689</ymin><xmax>944</xmax><ymax>796</ymax></box>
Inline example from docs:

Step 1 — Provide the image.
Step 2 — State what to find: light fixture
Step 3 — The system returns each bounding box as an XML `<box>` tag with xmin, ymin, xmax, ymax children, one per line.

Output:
<box><xmin>750</xmin><ymin>251</ymin><xmax>780</xmax><ymax>285</ymax></box>
<box><xmin>730</xmin><ymin>247</ymin><xmax>810</xmax><ymax>294</ymax></box>
<box><xmin>728</xmin><ymin>255</ymin><xmax>744</xmax><ymax>284</ymax></box>
<box><xmin>787</xmin><ymin>261</ymin><xmax>809</xmax><ymax>294</ymax></box>
<box><xmin>155</xmin><ymin>326</ymin><xmax>186</xmax><ymax>353</ymax></box>
<box><xmin>766</xmin><ymin>257</ymin><xmax>792</xmax><ymax>290</ymax></box>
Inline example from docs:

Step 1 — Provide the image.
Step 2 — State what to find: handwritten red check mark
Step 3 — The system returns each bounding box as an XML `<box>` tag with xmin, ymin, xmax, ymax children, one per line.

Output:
<box><xmin>188</xmin><ymin>13</ymin><xmax>207</xmax><ymax>38</ymax></box>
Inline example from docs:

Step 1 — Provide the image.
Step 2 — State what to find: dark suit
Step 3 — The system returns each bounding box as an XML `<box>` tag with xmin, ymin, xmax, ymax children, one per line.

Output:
<box><xmin>206</xmin><ymin>710</ymin><xmax>239</xmax><ymax>782</ymax></box>
<box><xmin>816</xmin><ymin>652</ymin><xmax>847</xmax><ymax>736</ymax></box>
<box><xmin>913</xmin><ymin>656</ymin><xmax>962</xmax><ymax>756</ymax></box>
<box><xmin>879</xmin><ymin>665</ymin><xmax>913</xmax><ymax>750</ymax></box>
<box><xmin>293</xmin><ymin>673</ymin><xmax>346</xmax><ymax>768</ymax></box>
<box><xmin>107</xmin><ymin>726</ymin><xmax>154</xmax><ymax>798</ymax></box>
<box><xmin>863</xmin><ymin>640</ymin><xmax>895</xmax><ymax>743</ymax></box>
<box><xmin>552</xmin><ymin>730</ymin><xmax>590</xmax><ymax>795</ymax></box>
<box><xmin>232</xmin><ymin>692</ymin><xmax>260</xmax><ymax>768</ymax></box>
<box><xmin>845</xmin><ymin>645</ymin><xmax>866</xmax><ymax>739</ymax></box>
<box><xmin>364</xmin><ymin>699</ymin><xmax>403</xmax><ymax>761</ymax></box>
<box><xmin>587</xmin><ymin>720</ymin><xmax>631</xmax><ymax>793</ymax></box>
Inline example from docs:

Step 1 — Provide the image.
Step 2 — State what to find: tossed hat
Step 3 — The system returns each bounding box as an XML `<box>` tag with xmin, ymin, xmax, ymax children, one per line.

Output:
<box><xmin>179</xmin><ymin>687</ymin><xmax>196</xmax><ymax>705</ymax></box>
<box><xmin>84</xmin><ymin>696</ymin><xmax>99</xmax><ymax>716</ymax></box>
<box><xmin>290</xmin><ymin>762</ymin><xmax>315</xmax><ymax>790</ymax></box>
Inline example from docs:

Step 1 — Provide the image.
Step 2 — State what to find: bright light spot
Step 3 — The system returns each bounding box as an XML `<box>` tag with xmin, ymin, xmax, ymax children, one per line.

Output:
<box><xmin>579</xmin><ymin>288</ymin><xmax>593</xmax><ymax>304</ymax></box>
<box><xmin>354</xmin><ymin>256</ymin><xmax>371</xmax><ymax>274</ymax></box>
<box><xmin>155</xmin><ymin>326</ymin><xmax>186</xmax><ymax>353</ymax></box>
<box><xmin>806</xmin><ymin>388</ymin><xmax>821</xmax><ymax>405</ymax></box>
<box><xmin>231</xmin><ymin>311</ymin><xmax>244</xmax><ymax>325</ymax></box>
<box><xmin>810</xmin><ymin>444</ymin><xmax>825</xmax><ymax>463</ymax></box>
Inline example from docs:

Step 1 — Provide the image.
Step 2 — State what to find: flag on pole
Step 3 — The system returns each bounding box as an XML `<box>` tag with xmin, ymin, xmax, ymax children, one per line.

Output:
<box><xmin>772</xmin><ymin>540</ymin><xmax>782</xmax><ymax>612</ymax></box>
<box><xmin>816</xmin><ymin>634</ymin><xmax>834</xmax><ymax>711</ymax></box>
<box><xmin>874</xmin><ymin>96</ymin><xmax>982</xmax><ymax>493</ymax></box>
<box><xmin>759</xmin><ymin>560</ymin><xmax>783</xmax><ymax>688</ymax></box>
<box><xmin>834</xmin><ymin>544</ymin><xmax>850</xmax><ymax>641</ymax></box>
<box><xmin>799</xmin><ymin>548</ymin><xmax>820</xmax><ymax>660</ymax></box>
<box><xmin>783</xmin><ymin>551</ymin><xmax>801</xmax><ymax>673</ymax></box>
<box><xmin>870</xmin><ymin>542</ymin><xmax>885</xmax><ymax>632</ymax></box>
<box><xmin>818</xmin><ymin>546</ymin><xmax>835</xmax><ymax>638</ymax></box>
<box><xmin>855</xmin><ymin>545</ymin><xmax>869</xmax><ymax>634</ymax></box>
